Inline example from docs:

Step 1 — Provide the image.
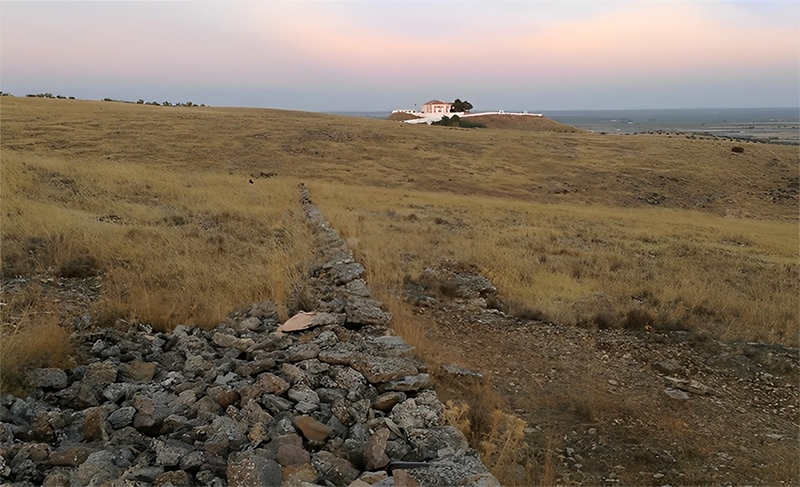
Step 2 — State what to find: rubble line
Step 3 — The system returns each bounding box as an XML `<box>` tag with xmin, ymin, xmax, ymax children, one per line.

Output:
<box><xmin>0</xmin><ymin>186</ymin><xmax>499</xmax><ymax>487</ymax></box>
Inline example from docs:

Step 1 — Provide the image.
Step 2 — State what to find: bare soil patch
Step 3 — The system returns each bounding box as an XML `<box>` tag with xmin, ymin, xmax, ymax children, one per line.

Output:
<box><xmin>413</xmin><ymin>265</ymin><xmax>799</xmax><ymax>486</ymax></box>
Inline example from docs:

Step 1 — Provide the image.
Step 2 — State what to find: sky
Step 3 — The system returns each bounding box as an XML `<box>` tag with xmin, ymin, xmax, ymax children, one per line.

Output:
<box><xmin>1</xmin><ymin>1</ymin><xmax>798</xmax><ymax>112</ymax></box>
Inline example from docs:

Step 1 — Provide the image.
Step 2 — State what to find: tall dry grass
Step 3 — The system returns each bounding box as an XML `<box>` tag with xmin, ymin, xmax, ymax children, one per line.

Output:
<box><xmin>312</xmin><ymin>182</ymin><xmax>798</xmax><ymax>345</ymax></box>
<box><xmin>2</xmin><ymin>150</ymin><xmax>311</xmax><ymax>329</ymax></box>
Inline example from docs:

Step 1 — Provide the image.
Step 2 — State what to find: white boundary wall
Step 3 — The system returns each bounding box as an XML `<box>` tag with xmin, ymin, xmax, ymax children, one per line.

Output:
<box><xmin>396</xmin><ymin>110</ymin><xmax>543</xmax><ymax>124</ymax></box>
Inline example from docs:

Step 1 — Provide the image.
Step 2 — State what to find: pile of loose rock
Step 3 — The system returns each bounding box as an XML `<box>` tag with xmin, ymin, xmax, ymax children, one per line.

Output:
<box><xmin>0</xmin><ymin>187</ymin><xmax>497</xmax><ymax>486</ymax></box>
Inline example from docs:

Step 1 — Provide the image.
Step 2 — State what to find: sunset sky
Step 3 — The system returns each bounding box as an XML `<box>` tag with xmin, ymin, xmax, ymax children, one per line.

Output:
<box><xmin>1</xmin><ymin>1</ymin><xmax>798</xmax><ymax>111</ymax></box>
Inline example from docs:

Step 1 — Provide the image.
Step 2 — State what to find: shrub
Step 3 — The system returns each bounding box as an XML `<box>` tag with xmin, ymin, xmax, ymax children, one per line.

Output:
<box><xmin>731</xmin><ymin>146</ymin><xmax>745</xmax><ymax>153</ymax></box>
<box><xmin>623</xmin><ymin>308</ymin><xmax>655</xmax><ymax>330</ymax></box>
<box><xmin>459</xmin><ymin>119</ymin><xmax>487</xmax><ymax>129</ymax></box>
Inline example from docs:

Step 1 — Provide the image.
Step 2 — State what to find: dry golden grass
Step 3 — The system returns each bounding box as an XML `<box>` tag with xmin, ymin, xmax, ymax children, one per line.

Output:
<box><xmin>311</xmin><ymin>182</ymin><xmax>798</xmax><ymax>344</ymax></box>
<box><xmin>0</xmin><ymin>284</ymin><xmax>75</xmax><ymax>394</ymax></box>
<box><xmin>2</xmin><ymin>148</ymin><xmax>311</xmax><ymax>331</ymax></box>
<box><xmin>1</xmin><ymin>96</ymin><xmax>796</xmax><ymax>484</ymax></box>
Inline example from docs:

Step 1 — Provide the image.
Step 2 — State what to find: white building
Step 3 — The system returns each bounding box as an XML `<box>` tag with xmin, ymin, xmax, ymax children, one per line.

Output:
<box><xmin>421</xmin><ymin>100</ymin><xmax>452</xmax><ymax>115</ymax></box>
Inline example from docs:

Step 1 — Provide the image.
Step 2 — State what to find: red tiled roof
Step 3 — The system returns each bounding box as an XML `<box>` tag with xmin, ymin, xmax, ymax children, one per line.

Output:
<box><xmin>422</xmin><ymin>100</ymin><xmax>451</xmax><ymax>106</ymax></box>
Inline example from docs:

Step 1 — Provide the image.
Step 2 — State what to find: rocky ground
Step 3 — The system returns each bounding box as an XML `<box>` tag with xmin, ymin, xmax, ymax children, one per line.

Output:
<box><xmin>407</xmin><ymin>263</ymin><xmax>799</xmax><ymax>486</ymax></box>
<box><xmin>0</xmin><ymin>189</ymin><xmax>498</xmax><ymax>487</ymax></box>
<box><xmin>2</xmin><ymin>187</ymin><xmax>797</xmax><ymax>486</ymax></box>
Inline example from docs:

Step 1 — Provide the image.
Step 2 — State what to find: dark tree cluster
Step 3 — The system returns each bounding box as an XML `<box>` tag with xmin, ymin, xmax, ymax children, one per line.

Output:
<box><xmin>451</xmin><ymin>99</ymin><xmax>473</xmax><ymax>112</ymax></box>
<box><xmin>431</xmin><ymin>115</ymin><xmax>486</xmax><ymax>129</ymax></box>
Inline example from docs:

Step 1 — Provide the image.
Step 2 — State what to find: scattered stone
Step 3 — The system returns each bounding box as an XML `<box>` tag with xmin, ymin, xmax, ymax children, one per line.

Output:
<box><xmin>26</xmin><ymin>368</ymin><xmax>68</xmax><ymax>390</ymax></box>
<box><xmin>212</xmin><ymin>332</ymin><xmax>255</xmax><ymax>351</ymax></box>
<box><xmin>350</xmin><ymin>355</ymin><xmax>418</xmax><ymax>384</ymax></box>
<box><xmin>154</xmin><ymin>470</ymin><xmax>191</xmax><ymax>486</ymax></box>
<box><xmin>372</xmin><ymin>392</ymin><xmax>407</xmax><ymax>412</ymax></box>
<box><xmin>0</xmin><ymin>185</ymin><xmax>497</xmax><ymax>487</ymax></box>
<box><xmin>227</xmin><ymin>450</ymin><xmax>282</xmax><ymax>487</ymax></box>
<box><xmin>363</xmin><ymin>428</ymin><xmax>390</xmax><ymax>470</ymax></box>
<box><xmin>328</xmin><ymin>262</ymin><xmax>366</xmax><ymax>285</ymax></box>
<box><xmin>312</xmin><ymin>450</ymin><xmax>360</xmax><ymax>486</ymax></box>
<box><xmin>382</xmin><ymin>373</ymin><xmax>432</xmax><ymax>392</ymax></box>
<box><xmin>277</xmin><ymin>443</ymin><xmax>311</xmax><ymax>467</ymax></box>
<box><xmin>277</xmin><ymin>311</ymin><xmax>345</xmax><ymax>333</ymax></box>
<box><xmin>652</xmin><ymin>359</ymin><xmax>684</xmax><ymax>376</ymax></box>
<box><xmin>83</xmin><ymin>406</ymin><xmax>112</xmax><ymax>442</ymax></box>
<box><xmin>120</xmin><ymin>361</ymin><xmax>158</xmax><ymax>382</ymax></box>
<box><xmin>440</xmin><ymin>364</ymin><xmax>484</xmax><ymax>380</ymax></box>
<box><xmin>664</xmin><ymin>388</ymin><xmax>690</xmax><ymax>400</ymax></box>
<box><xmin>84</xmin><ymin>362</ymin><xmax>118</xmax><ymax>387</ymax></box>
<box><xmin>282</xmin><ymin>462</ymin><xmax>319</xmax><ymax>486</ymax></box>
<box><xmin>295</xmin><ymin>415</ymin><xmax>333</xmax><ymax>442</ymax></box>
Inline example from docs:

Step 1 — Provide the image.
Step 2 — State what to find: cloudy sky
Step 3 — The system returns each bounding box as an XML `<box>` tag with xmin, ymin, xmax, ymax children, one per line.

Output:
<box><xmin>1</xmin><ymin>1</ymin><xmax>798</xmax><ymax>111</ymax></box>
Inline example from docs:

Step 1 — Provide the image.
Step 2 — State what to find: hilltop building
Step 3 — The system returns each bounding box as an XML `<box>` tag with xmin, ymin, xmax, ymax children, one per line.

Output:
<box><xmin>422</xmin><ymin>100</ymin><xmax>452</xmax><ymax>115</ymax></box>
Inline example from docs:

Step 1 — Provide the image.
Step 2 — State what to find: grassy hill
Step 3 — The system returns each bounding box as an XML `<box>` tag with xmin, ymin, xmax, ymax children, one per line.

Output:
<box><xmin>2</xmin><ymin>96</ymin><xmax>798</xmax><ymax>484</ymax></box>
<box><xmin>3</xmin><ymin>95</ymin><xmax>797</xmax><ymax>337</ymax></box>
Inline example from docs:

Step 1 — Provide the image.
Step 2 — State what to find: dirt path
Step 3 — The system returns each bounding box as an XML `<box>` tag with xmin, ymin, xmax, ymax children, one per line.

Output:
<box><xmin>409</xmin><ymin>266</ymin><xmax>799</xmax><ymax>486</ymax></box>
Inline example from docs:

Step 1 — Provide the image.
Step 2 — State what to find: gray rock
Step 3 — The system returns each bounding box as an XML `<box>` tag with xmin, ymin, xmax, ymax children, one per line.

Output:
<box><xmin>382</xmin><ymin>374</ymin><xmax>432</xmax><ymax>392</ymax></box>
<box><xmin>226</xmin><ymin>450</ymin><xmax>282</xmax><ymax>487</ymax></box>
<box><xmin>319</xmin><ymin>342</ymin><xmax>361</xmax><ymax>365</ymax></box>
<box><xmin>350</xmin><ymin>355</ymin><xmax>418</xmax><ymax>384</ymax></box>
<box><xmin>285</xmin><ymin>343</ymin><xmax>321</xmax><ymax>362</ymax></box>
<box><xmin>391</xmin><ymin>396</ymin><xmax>443</xmax><ymax>430</ymax></box>
<box><xmin>297</xmin><ymin>358</ymin><xmax>331</xmax><ymax>377</ymax></box>
<box><xmin>102</xmin><ymin>382</ymin><xmax>141</xmax><ymax>403</ymax></box>
<box><xmin>652</xmin><ymin>359</ymin><xmax>684</xmax><ymax>376</ymax></box>
<box><xmin>122</xmin><ymin>464</ymin><xmax>165</xmax><ymax>482</ymax></box>
<box><xmin>345</xmin><ymin>297</ymin><xmax>392</xmax><ymax>326</ymax></box>
<box><xmin>331</xmin><ymin>366</ymin><xmax>367</xmax><ymax>391</ymax></box>
<box><xmin>288</xmin><ymin>384</ymin><xmax>320</xmax><ymax>405</ymax></box>
<box><xmin>344</xmin><ymin>279</ymin><xmax>372</xmax><ymax>297</ymax></box>
<box><xmin>154</xmin><ymin>438</ymin><xmax>191</xmax><ymax>467</ymax></box>
<box><xmin>262</xmin><ymin>394</ymin><xmax>294</xmax><ymax>413</ymax></box>
<box><xmin>235</xmin><ymin>358</ymin><xmax>276</xmax><ymax>378</ymax></box>
<box><xmin>107</xmin><ymin>406</ymin><xmax>136</xmax><ymax>429</ymax></box>
<box><xmin>664</xmin><ymin>388</ymin><xmax>690</xmax><ymax>400</ymax></box>
<box><xmin>212</xmin><ymin>332</ymin><xmax>255</xmax><ymax>352</ymax></box>
<box><xmin>372</xmin><ymin>336</ymin><xmax>415</xmax><ymax>357</ymax></box>
<box><xmin>70</xmin><ymin>450</ymin><xmax>120</xmax><ymax>486</ymax></box>
<box><xmin>312</xmin><ymin>450</ymin><xmax>360</xmax><ymax>486</ymax></box>
<box><xmin>328</xmin><ymin>262</ymin><xmax>366</xmax><ymax>285</ymax></box>
<box><xmin>295</xmin><ymin>401</ymin><xmax>319</xmax><ymax>414</ymax></box>
<box><xmin>84</xmin><ymin>362</ymin><xmax>118</xmax><ymax>387</ymax></box>
<box><xmin>180</xmin><ymin>450</ymin><xmax>207</xmax><ymax>471</ymax></box>
<box><xmin>26</xmin><ymin>368</ymin><xmax>68</xmax><ymax>390</ymax></box>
